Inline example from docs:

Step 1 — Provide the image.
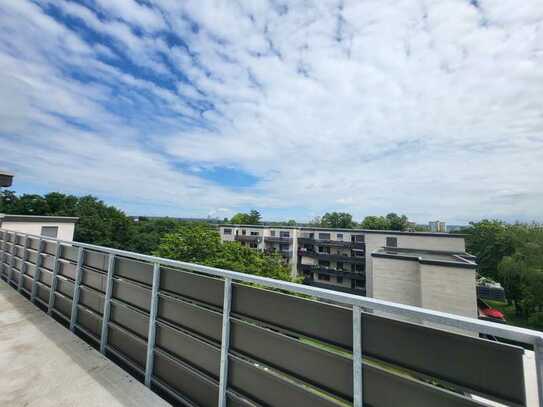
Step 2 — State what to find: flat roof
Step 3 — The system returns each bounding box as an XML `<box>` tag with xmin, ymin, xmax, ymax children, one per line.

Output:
<box><xmin>0</xmin><ymin>214</ymin><xmax>79</xmax><ymax>223</ymax></box>
<box><xmin>219</xmin><ymin>224</ymin><xmax>466</xmax><ymax>238</ymax></box>
<box><xmin>372</xmin><ymin>247</ymin><xmax>477</xmax><ymax>269</ymax></box>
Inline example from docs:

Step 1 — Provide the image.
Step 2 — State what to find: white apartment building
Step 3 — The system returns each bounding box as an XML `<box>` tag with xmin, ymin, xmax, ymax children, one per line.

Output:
<box><xmin>219</xmin><ymin>225</ymin><xmax>477</xmax><ymax>318</ymax></box>
<box><xmin>0</xmin><ymin>214</ymin><xmax>78</xmax><ymax>241</ymax></box>
<box><xmin>429</xmin><ymin>220</ymin><xmax>447</xmax><ymax>232</ymax></box>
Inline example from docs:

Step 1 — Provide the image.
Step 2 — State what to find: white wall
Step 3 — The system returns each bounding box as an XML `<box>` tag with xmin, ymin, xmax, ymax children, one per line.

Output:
<box><xmin>1</xmin><ymin>221</ymin><xmax>76</xmax><ymax>241</ymax></box>
<box><xmin>372</xmin><ymin>257</ymin><xmax>421</xmax><ymax>307</ymax></box>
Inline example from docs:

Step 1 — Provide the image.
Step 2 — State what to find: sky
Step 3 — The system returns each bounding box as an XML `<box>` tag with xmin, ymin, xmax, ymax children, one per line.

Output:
<box><xmin>0</xmin><ymin>0</ymin><xmax>542</xmax><ymax>224</ymax></box>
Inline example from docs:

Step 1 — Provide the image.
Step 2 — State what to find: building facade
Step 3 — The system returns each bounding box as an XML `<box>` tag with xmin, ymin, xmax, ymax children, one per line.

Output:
<box><xmin>219</xmin><ymin>224</ymin><xmax>477</xmax><ymax>318</ymax></box>
<box><xmin>429</xmin><ymin>220</ymin><xmax>447</xmax><ymax>232</ymax></box>
<box><xmin>0</xmin><ymin>214</ymin><xmax>78</xmax><ymax>241</ymax></box>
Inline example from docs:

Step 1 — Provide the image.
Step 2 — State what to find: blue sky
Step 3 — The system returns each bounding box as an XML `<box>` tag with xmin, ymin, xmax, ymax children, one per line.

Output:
<box><xmin>0</xmin><ymin>1</ymin><xmax>542</xmax><ymax>224</ymax></box>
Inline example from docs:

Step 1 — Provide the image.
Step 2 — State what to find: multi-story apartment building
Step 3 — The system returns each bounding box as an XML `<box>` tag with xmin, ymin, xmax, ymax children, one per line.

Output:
<box><xmin>429</xmin><ymin>220</ymin><xmax>447</xmax><ymax>232</ymax></box>
<box><xmin>219</xmin><ymin>224</ymin><xmax>477</xmax><ymax>318</ymax></box>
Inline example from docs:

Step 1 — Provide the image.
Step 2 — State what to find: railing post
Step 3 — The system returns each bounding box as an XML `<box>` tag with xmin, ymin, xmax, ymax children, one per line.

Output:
<box><xmin>69</xmin><ymin>247</ymin><xmax>85</xmax><ymax>331</ymax></box>
<box><xmin>144</xmin><ymin>262</ymin><xmax>161</xmax><ymax>387</ymax></box>
<box><xmin>0</xmin><ymin>231</ymin><xmax>5</xmax><ymax>280</ymax></box>
<box><xmin>18</xmin><ymin>236</ymin><xmax>29</xmax><ymax>292</ymax></box>
<box><xmin>7</xmin><ymin>235</ymin><xmax>16</xmax><ymax>285</ymax></box>
<box><xmin>536</xmin><ymin>337</ymin><xmax>543</xmax><ymax>407</ymax></box>
<box><xmin>353</xmin><ymin>305</ymin><xmax>363</xmax><ymax>407</ymax></box>
<box><xmin>31</xmin><ymin>238</ymin><xmax>44</xmax><ymax>303</ymax></box>
<box><xmin>47</xmin><ymin>242</ymin><xmax>63</xmax><ymax>315</ymax></box>
<box><xmin>218</xmin><ymin>277</ymin><xmax>232</xmax><ymax>407</ymax></box>
<box><xmin>100</xmin><ymin>254</ymin><xmax>116</xmax><ymax>354</ymax></box>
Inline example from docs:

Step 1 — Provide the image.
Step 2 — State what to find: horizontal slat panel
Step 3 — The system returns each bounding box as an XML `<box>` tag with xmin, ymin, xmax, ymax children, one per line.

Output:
<box><xmin>158</xmin><ymin>294</ymin><xmax>222</xmax><ymax>342</ymax></box>
<box><xmin>22</xmin><ymin>274</ymin><xmax>33</xmax><ymax>292</ymax></box>
<box><xmin>36</xmin><ymin>283</ymin><xmax>50</xmax><ymax>303</ymax></box>
<box><xmin>62</xmin><ymin>245</ymin><xmax>78</xmax><ymax>262</ymax></box>
<box><xmin>12</xmin><ymin>257</ymin><xmax>22</xmax><ymax>271</ymax></box>
<box><xmin>77</xmin><ymin>308</ymin><xmax>102</xmax><ymax>339</ymax></box>
<box><xmin>43</xmin><ymin>240</ymin><xmax>57</xmax><ymax>255</ymax></box>
<box><xmin>110</xmin><ymin>301</ymin><xmax>149</xmax><ymax>339</ymax></box>
<box><xmin>28</xmin><ymin>237</ymin><xmax>40</xmax><ymax>250</ymax></box>
<box><xmin>84</xmin><ymin>250</ymin><xmax>108</xmax><ymax>271</ymax></box>
<box><xmin>108</xmin><ymin>324</ymin><xmax>147</xmax><ymax>368</ymax></box>
<box><xmin>59</xmin><ymin>261</ymin><xmax>76</xmax><ymax>280</ymax></box>
<box><xmin>79</xmin><ymin>287</ymin><xmax>104</xmax><ymax>315</ymax></box>
<box><xmin>26</xmin><ymin>250</ymin><xmax>38</xmax><ymax>265</ymax></box>
<box><xmin>230</xmin><ymin>319</ymin><xmax>352</xmax><ymax>400</ymax></box>
<box><xmin>229</xmin><ymin>355</ymin><xmax>338</xmax><ymax>407</ymax></box>
<box><xmin>14</xmin><ymin>246</ymin><xmax>24</xmax><ymax>258</ymax></box>
<box><xmin>156</xmin><ymin>322</ymin><xmax>220</xmax><ymax>380</ymax></box>
<box><xmin>81</xmin><ymin>267</ymin><xmax>106</xmax><ymax>293</ymax></box>
<box><xmin>112</xmin><ymin>279</ymin><xmax>150</xmax><ymax>312</ymax></box>
<box><xmin>40</xmin><ymin>254</ymin><xmax>54</xmax><ymax>270</ymax></box>
<box><xmin>26</xmin><ymin>264</ymin><xmax>36</xmax><ymax>279</ymax></box>
<box><xmin>54</xmin><ymin>292</ymin><xmax>73</xmax><ymax>318</ymax></box>
<box><xmin>232</xmin><ymin>284</ymin><xmax>352</xmax><ymax>348</ymax></box>
<box><xmin>154</xmin><ymin>350</ymin><xmax>219</xmax><ymax>407</ymax></box>
<box><xmin>39</xmin><ymin>268</ymin><xmax>53</xmax><ymax>287</ymax></box>
<box><xmin>361</xmin><ymin>314</ymin><xmax>525</xmax><ymax>405</ymax></box>
<box><xmin>115</xmin><ymin>257</ymin><xmax>153</xmax><ymax>286</ymax></box>
<box><xmin>160</xmin><ymin>267</ymin><xmax>223</xmax><ymax>308</ymax></box>
<box><xmin>363</xmin><ymin>364</ymin><xmax>480</xmax><ymax>407</ymax></box>
<box><xmin>56</xmin><ymin>276</ymin><xmax>74</xmax><ymax>299</ymax></box>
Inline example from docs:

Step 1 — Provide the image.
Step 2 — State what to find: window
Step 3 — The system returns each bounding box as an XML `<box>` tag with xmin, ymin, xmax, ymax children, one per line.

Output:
<box><xmin>318</xmin><ymin>260</ymin><xmax>330</xmax><ymax>268</ymax></box>
<box><xmin>318</xmin><ymin>273</ymin><xmax>330</xmax><ymax>281</ymax></box>
<box><xmin>336</xmin><ymin>233</ymin><xmax>343</xmax><ymax>240</ymax></box>
<box><xmin>318</xmin><ymin>246</ymin><xmax>330</xmax><ymax>254</ymax></box>
<box><xmin>354</xmin><ymin>250</ymin><xmax>364</xmax><ymax>257</ymax></box>
<box><xmin>242</xmin><ymin>229</ymin><xmax>246</xmax><ymax>235</ymax></box>
<box><xmin>280</xmin><ymin>244</ymin><xmax>289</xmax><ymax>251</ymax></box>
<box><xmin>270</xmin><ymin>230</ymin><xmax>276</xmax><ymax>237</ymax></box>
<box><xmin>249</xmin><ymin>242</ymin><xmax>258</xmax><ymax>248</ymax></box>
<box><xmin>280</xmin><ymin>231</ymin><xmax>290</xmax><ymax>238</ymax></box>
<box><xmin>223</xmin><ymin>228</ymin><xmax>232</xmax><ymax>235</ymax></box>
<box><xmin>386</xmin><ymin>237</ymin><xmax>398</xmax><ymax>248</ymax></box>
<box><xmin>337</xmin><ymin>261</ymin><xmax>344</xmax><ymax>271</ymax></box>
<box><xmin>355</xmin><ymin>264</ymin><xmax>364</xmax><ymax>272</ymax></box>
<box><xmin>318</xmin><ymin>232</ymin><xmax>331</xmax><ymax>240</ymax></box>
<box><xmin>250</xmin><ymin>231</ymin><xmax>259</xmax><ymax>236</ymax></box>
<box><xmin>41</xmin><ymin>226</ymin><xmax>58</xmax><ymax>238</ymax></box>
<box><xmin>337</xmin><ymin>276</ymin><xmax>343</xmax><ymax>284</ymax></box>
<box><xmin>355</xmin><ymin>280</ymin><xmax>364</xmax><ymax>288</ymax></box>
<box><xmin>352</xmin><ymin>235</ymin><xmax>365</xmax><ymax>242</ymax></box>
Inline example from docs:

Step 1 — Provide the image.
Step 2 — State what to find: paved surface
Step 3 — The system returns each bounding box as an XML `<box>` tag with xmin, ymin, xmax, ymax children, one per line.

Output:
<box><xmin>0</xmin><ymin>280</ymin><xmax>170</xmax><ymax>407</ymax></box>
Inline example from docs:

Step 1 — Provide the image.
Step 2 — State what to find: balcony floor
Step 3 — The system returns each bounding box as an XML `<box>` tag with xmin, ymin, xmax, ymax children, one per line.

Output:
<box><xmin>0</xmin><ymin>280</ymin><xmax>169</xmax><ymax>407</ymax></box>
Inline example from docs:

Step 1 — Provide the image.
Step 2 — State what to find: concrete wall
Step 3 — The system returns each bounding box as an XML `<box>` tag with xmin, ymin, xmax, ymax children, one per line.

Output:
<box><xmin>419</xmin><ymin>264</ymin><xmax>477</xmax><ymax>318</ymax></box>
<box><xmin>1</xmin><ymin>221</ymin><xmax>75</xmax><ymax>241</ymax></box>
<box><xmin>372</xmin><ymin>257</ymin><xmax>421</xmax><ymax>307</ymax></box>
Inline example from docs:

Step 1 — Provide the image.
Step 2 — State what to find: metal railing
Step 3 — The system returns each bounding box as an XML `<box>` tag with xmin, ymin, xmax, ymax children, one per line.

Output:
<box><xmin>1</xmin><ymin>228</ymin><xmax>543</xmax><ymax>407</ymax></box>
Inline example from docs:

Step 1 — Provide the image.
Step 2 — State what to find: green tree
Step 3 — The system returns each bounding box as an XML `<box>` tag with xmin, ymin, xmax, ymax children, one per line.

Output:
<box><xmin>385</xmin><ymin>213</ymin><xmax>409</xmax><ymax>231</ymax></box>
<box><xmin>320</xmin><ymin>212</ymin><xmax>354</xmax><ymax>229</ymax></box>
<box><xmin>285</xmin><ymin>219</ymin><xmax>297</xmax><ymax>226</ymax></box>
<box><xmin>230</xmin><ymin>209</ymin><xmax>261</xmax><ymax>225</ymax></box>
<box><xmin>360</xmin><ymin>215</ymin><xmax>389</xmax><ymax>230</ymax></box>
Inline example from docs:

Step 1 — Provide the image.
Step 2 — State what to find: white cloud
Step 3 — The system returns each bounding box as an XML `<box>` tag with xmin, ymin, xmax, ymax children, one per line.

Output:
<box><xmin>0</xmin><ymin>0</ymin><xmax>542</xmax><ymax>223</ymax></box>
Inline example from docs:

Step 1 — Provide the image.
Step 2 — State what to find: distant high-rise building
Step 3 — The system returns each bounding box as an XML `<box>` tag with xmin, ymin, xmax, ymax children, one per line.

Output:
<box><xmin>429</xmin><ymin>220</ymin><xmax>447</xmax><ymax>233</ymax></box>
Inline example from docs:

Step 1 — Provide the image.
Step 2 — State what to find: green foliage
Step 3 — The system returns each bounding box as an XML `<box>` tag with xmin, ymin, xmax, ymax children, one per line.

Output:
<box><xmin>359</xmin><ymin>213</ymin><xmax>409</xmax><ymax>231</ymax></box>
<box><xmin>229</xmin><ymin>209</ymin><xmax>261</xmax><ymax>225</ymax></box>
<box><xmin>320</xmin><ymin>212</ymin><xmax>354</xmax><ymax>229</ymax></box>
<box><xmin>155</xmin><ymin>224</ymin><xmax>293</xmax><ymax>281</ymax></box>
<box><xmin>128</xmin><ymin>218</ymin><xmax>182</xmax><ymax>254</ymax></box>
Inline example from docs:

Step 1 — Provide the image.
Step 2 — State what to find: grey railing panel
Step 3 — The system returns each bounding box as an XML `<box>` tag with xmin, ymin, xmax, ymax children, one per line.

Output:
<box><xmin>77</xmin><ymin>307</ymin><xmax>102</xmax><ymax>338</ymax></box>
<box><xmin>38</xmin><ymin>268</ymin><xmax>53</xmax><ymax>287</ymax></box>
<box><xmin>61</xmin><ymin>245</ymin><xmax>78</xmax><ymax>262</ymax></box>
<box><xmin>55</xmin><ymin>276</ymin><xmax>74</xmax><ymax>298</ymax></box>
<box><xmin>156</xmin><ymin>322</ymin><xmax>221</xmax><ymax>380</ymax></box>
<box><xmin>41</xmin><ymin>254</ymin><xmax>55</xmax><ymax>270</ymax></box>
<box><xmin>363</xmin><ymin>364</ymin><xmax>481</xmax><ymax>407</ymax></box>
<box><xmin>26</xmin><ymin>249</ymin><xmax>38</xmax><ymax>264</ymax></box>
<box><xmin>43</xmin><ymin>241</ymin><xmax>57</xmax><ymax>255</ymax></box>
<box><xmin>110</xmin><ymin>301</ymin><xmax>149</xmax><ymax>340</ymax></box>
<box><xmin>81</xmin><ymin>267</ymin><xmax>107</xmax><ymax>292</ymax></box>
<box><xmin>108</xmin><ymin>323</ymin><xmax>147</xmax><ymax>368</ymax></box>
<box><xmin>28</xmin><ymin>237</ymin><xmax>40</xmax><ymax>251</ymax></box>
<box><xmin>160</xmin><ymin>266</ymin><xmax>224</xmax><ymax>308</ymax></box>
<box><xmin>84</xmin><ymin>250</ymin><xmax>109</xmax><ymax>272</ymax></box>
<box><xmin>231</xmin><ymin>284</ymin><xmax>352</xmax><ymax>348</ymax></box>
<box><xmin>36</xmin><ymin>283</ymin><xmax>50</xmax><ymax>304</ymax></box>
<box><xmin>58</xmin><ymin>260</ymin><xmax>76</xmax><ymax>280</ymax></box>
<box><xmin>115</xmin><ymin>257</ymin><xmax>153</xmax><ymax>286</ymax></box>
<box><xmin>230</xmin><ymin>318</ymin><xmax>353</xmax><ymax>400</ymax></box>
<box><xmin>158</xmin><ymin>293</ymin><xmax>222</xmax><ymax>342</ymax></box>
<box><xmin>14</xmin><ymin>245</ymin><xmax>24</xmax><ymax>258</ymax></box>
<box><xmin>12</xmin><ymin>257</ymin><xmax>22</xmax><ymax>271</ymax></box>
<box><xmin>361</xmin><ymin>313</ymin><xmax>526</xmax><ymax>405</ymax></box>
<box><xmin>25</xmin><ymin>264</ymin><xmax>36</xmax><ymax>278</ymax></box>
<box><xmin>78</xmin><ymin>286</ymin><xmax>104</xmax><ymax>315</ymax></box>
<box><xmin>53</xmin><ymin>292</ymin><xmax>73</xmax><ymax>318</ymax></box>
<box><xmin>228</xmin><ymin>355</ymin><xmax>339</xmax><ymax>407</ymax></box>
<box><xmin>154</xmin><ymin>350</ymin><xmax>219</xmax><ymax>407</ymax></box>
<box><xmin>112</xmin><ymin>278</ymin><xmax>151</xmax><ymax>312</ymax></box>
<box><xmin>22</xmin><ymin>274</ymin><xmax>33</xmax><ymax>292</ymax></box>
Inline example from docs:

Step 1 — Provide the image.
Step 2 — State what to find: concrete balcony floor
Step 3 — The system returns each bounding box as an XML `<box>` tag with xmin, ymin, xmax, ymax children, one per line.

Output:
<box><xmin>0</xmin><ymin>280</ymin><xmax>168</xmax><ymax>407</ymax></box>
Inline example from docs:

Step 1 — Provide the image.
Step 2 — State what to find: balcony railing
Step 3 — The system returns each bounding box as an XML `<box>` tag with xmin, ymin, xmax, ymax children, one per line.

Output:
<box><xmin>298</xmin><ymin>250</ymin><xmax>365</xmax><ymax>263</ymax></box>
<box><xmin>234</xmin><ymin>235</ymin><xmax>262</xmax><ymax>243</ymax></box>
<box><xmin>301</xmin><ymin>264</ymin><xmax>365</xmax><ymax>279</ymax></box>
<box><xmin>1</xmin><ymin>228</ymin><xmax>542</xmax><ymax>407</ymax></box>
<box><xmin>298</xmin><ymin>237</ymin><xmax>365</xmax><ymax>250</ymax></box>
<box><xmin>264</xmin><ymin>248</ymin><xmax>292</xmax><ymax>258</ymax></box>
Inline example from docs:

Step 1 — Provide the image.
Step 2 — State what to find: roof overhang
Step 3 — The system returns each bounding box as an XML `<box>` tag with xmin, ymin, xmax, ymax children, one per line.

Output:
<box><xmin>0</xmin><ymin>171</ymin><xmax>14</xmax><ymax>187</ymax></box>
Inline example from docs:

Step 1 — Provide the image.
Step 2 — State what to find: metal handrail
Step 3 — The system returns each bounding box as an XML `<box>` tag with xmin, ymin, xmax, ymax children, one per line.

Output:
<box><xmin>1</xmin><ymin>228</ymin><xmax>543</xmax><ymax>407</ymax></box>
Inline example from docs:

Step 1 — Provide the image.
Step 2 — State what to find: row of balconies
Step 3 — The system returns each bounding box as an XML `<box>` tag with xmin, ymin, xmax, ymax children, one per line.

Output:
<box><xmin>300</xmin><ymin>264</ymin><xmax>366</xmax><ymax>279</ymax></box>
<box><xmin>298</xmin><ymin>237</ymin><xmax>365</xmax><ymax>249</ymax></box>
<box><xmin>298</xmin><ymin>250</ymin><xmax>365</xmax><ymax>263</ymax></box>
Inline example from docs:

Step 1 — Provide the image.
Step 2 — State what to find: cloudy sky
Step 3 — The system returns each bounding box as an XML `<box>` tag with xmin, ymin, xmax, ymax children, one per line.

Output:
<box><xmin>0</xmin><ymin>1</ymin><xmax>542</xmax><ymax>224</ymax></box>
